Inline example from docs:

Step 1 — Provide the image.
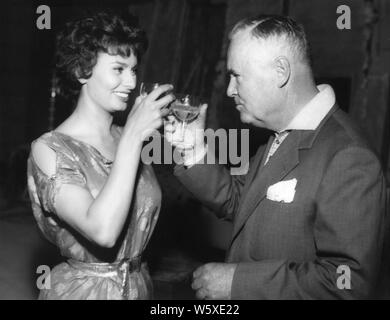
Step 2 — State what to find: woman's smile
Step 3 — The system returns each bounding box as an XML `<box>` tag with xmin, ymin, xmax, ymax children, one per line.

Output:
<box><xmin>113</xmin><ymin>91</ymin><xmax>130</xmax><ymax>102</ymax></box>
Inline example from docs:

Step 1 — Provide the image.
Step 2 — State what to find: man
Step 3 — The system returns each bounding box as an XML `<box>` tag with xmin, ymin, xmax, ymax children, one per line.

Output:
<box><xmin>166</xmin><ymin>15</ymin><xmax>387</xmax><ymax>299</ymax></box>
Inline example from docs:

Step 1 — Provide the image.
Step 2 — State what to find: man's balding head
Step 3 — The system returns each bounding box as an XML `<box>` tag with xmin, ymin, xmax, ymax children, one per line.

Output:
<box><xmin>229</xmin><ymin>15</ymin><xmax>311</xmax><ymax>67</ymax></box>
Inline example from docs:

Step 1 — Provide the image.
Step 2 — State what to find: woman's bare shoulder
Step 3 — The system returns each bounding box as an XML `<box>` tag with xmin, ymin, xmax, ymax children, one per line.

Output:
<box><xmin>31</xmin><ymin>136</ymin><xmax>57</xmax><ymax>177</ymax></box>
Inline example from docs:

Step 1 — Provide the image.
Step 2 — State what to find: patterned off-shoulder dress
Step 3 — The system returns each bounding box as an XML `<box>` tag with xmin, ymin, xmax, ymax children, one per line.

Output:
<box><xmin>27</xmin><ymin>129</ymin><xmax>161</xmax><ymax>299</ymax></box>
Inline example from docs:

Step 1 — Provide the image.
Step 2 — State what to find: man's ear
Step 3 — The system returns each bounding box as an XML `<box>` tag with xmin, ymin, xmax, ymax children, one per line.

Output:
<box><xmin>274</xmin><ymin>56</ymin><xmax>290</xmax><ymax>88</ymax></box>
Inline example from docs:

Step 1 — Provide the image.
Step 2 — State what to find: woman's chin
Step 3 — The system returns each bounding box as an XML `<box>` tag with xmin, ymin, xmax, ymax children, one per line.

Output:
<box><xmin>112</xmin><ymin>102</ymin><xmax>128</xmax><ymax>112</ymax></box>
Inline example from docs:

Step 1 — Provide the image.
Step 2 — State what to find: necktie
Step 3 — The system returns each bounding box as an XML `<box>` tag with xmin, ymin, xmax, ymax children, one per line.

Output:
<box><xmin>264</xmin><ymin>131</ymin><xmax>290</xmax><ymax>165</ymax></box>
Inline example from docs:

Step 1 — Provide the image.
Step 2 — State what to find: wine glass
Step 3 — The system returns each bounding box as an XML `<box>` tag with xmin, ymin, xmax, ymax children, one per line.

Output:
<box><xmin>170</xmin><ymin>93</ymin><xmax>202</xmax><ymax>149</ymax></box>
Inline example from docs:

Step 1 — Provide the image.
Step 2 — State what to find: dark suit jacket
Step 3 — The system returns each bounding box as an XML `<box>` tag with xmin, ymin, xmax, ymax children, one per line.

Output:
<box><xmin>175</xmin><ymin>105</ymin><xmax>388</xmax><ymax>299</ymax></box>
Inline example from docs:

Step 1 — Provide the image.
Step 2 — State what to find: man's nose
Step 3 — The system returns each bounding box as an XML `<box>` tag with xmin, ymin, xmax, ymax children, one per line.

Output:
<box><xmin>226</xmin><ymin>79</ymin><xmax>236</xmax><ymax>97</ymax></box>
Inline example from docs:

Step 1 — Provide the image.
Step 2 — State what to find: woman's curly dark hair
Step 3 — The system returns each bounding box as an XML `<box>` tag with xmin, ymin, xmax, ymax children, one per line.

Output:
<box><xmin>55</xmin><ymin>11</ymin><xmax>148</xmax><ymax>100</ymax></box>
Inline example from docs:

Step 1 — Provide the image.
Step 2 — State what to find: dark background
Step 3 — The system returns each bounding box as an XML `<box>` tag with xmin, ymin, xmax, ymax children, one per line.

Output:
<box><xmin>0</xmin><ymin>0</ymin><xmax>389</xmax><ymax>299</ymax></box>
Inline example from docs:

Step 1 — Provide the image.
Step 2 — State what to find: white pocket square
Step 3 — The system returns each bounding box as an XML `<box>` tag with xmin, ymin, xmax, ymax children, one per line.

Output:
<box><xmin>266</xmin><ymin>178</ymin><xmax>297</xmax><ymax>203</ymax></box>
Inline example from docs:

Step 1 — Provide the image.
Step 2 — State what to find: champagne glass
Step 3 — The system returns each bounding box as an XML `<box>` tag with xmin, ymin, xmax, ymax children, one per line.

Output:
<box><xmin>170</xmin><ymin>94</ymin><xmax>202</xmax><ymax>149</ymax></box>
<box><xmin>139</xmin><ymin>82</ymin><xmax>160</xmax><ymax>97</ymax></box>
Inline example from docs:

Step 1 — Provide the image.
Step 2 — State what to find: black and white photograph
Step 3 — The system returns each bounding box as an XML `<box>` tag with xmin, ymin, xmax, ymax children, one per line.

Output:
<box><xmin>0</xmin><ymin>0</ymin><xmax>389</xmax><ymax>304</ymax></box>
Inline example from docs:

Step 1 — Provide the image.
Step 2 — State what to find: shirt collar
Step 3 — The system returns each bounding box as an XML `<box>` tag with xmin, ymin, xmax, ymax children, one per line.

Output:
<box><xmin>282</xmin><ymin>84</ymin><xmax>336</xmax><ymax>131</ymax></box>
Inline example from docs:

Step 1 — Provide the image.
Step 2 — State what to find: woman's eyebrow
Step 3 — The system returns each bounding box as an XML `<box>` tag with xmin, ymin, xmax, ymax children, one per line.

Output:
<box><xmin>111</xmin><ymin>61</ymin><xmax>128</xmax><ymax>66</ymax></box>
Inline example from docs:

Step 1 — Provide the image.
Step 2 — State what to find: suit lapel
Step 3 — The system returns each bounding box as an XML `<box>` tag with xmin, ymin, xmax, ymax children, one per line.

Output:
<box><xmin>242</xmin><ymin>134</ymin><xmax>275</xmax><ymax>193</ymax></box>
<box><xmin>230</xmin><ymin>130</ymin><xmax>302</xmax><ymax>243</ymax></box>
<box><xmin>231</xmin><ymin>135</ymin><xmax>274</xmax><ymax>225</ymax></box>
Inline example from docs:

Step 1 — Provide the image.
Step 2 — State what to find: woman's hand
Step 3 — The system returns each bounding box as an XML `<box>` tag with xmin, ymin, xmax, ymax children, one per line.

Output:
<box><xmin>123</xmin><ymin>84</ymin><xmax>175</xmax><ymax>142</ymax></box>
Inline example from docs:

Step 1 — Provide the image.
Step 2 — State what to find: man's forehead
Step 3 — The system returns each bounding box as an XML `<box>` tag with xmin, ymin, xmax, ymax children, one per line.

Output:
<box><xmin>231</xmin><ymin>27</ymin><xmax>253</xmax><ymax>43</ymax></box>
<box><xmin>228</xmin><ymin>30</ymin><xmax>285</xmax><ymax>67</ymax></box>
<box><xmin>231</xmin><ymin>29</ymin><xmax>273</xmax><ymax>52</ymax></box>
<box><xmin>228</xmin><ymin>33</ymin><xmax>270</xmax><ymax>64</ymax></box>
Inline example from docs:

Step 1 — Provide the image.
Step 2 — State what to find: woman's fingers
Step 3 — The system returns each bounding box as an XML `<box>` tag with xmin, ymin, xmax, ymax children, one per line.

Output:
<box><xmin>146</xmin><ymin>84</ymin><xmax>173</xmax><ymax>101</ymax></box>
<box><xmin>139</xmin><ymin>84</ymin><xmax>175</xmax><ymax>110</ymax></box>
<box><xmin>154</xmin><ymin>93</ymin><xmax>175</xmax><ymax>110</ymax></box>
<box><xmin>161</xmin><ymin>107</ymin><xmax>171</xmax><ymax>118</ymax></box>
<box><xmin>126</xmin><ymin>84</ymin><xmax>177</xmax><ymax>138</ymax></box>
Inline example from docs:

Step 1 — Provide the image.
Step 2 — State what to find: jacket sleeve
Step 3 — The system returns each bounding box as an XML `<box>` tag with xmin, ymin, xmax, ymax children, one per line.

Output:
<box><xmin>174</xmin><ymin>145</ymin><xmax>265</xmax><ymax>221</ymax></box>
<box><xmin>231</xmin><ymin>146</ymin><xmax>387</xmax><ymax>299</ymax></box>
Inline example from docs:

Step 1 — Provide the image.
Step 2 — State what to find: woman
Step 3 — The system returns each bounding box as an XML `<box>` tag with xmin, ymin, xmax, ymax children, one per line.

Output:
<box><xmin>27</xmin><ymin>11</ymin><xmax>174</xmax><ymax>299</ymax></box>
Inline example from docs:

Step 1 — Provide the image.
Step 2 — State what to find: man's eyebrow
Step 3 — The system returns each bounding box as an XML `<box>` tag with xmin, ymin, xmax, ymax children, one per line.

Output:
<box><xmin>227</xmin><ymin>69</ymin><xmax>238</xmax><ymax>76</ymax></box>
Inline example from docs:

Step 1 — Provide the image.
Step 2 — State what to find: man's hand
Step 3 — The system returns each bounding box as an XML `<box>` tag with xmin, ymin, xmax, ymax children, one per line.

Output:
<box><xmin>191</xmin><ymin>263</ymin><xmax>237</xmax><ymax>300</ymax></box>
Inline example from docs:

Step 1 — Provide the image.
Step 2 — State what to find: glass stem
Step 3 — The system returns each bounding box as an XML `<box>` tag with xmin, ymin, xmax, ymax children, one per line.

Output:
<box><xmin>180</xmin><ymin>121</ymin><xmax>186</xmax><ymax>141</ymax></box>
